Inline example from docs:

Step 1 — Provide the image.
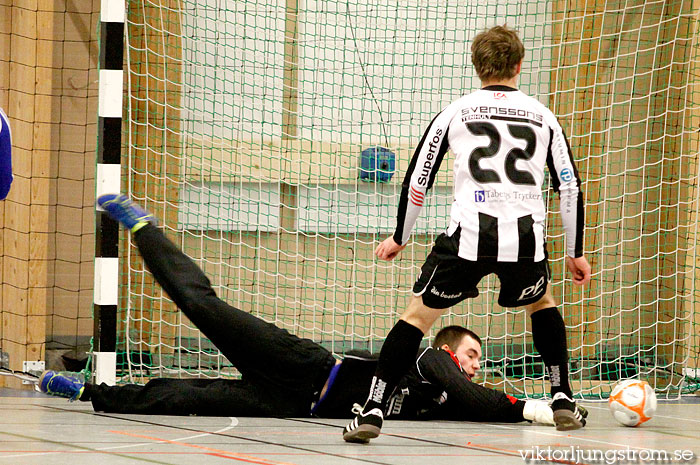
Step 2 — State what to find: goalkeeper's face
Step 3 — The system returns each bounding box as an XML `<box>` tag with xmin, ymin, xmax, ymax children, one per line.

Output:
<box><xmin>451</xmin><ymin>335</ymin><xmax>482</xmax><ymax>379</ymax></box>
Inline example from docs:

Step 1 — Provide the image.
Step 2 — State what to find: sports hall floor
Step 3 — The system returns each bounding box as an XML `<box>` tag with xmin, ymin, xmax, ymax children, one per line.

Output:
<box><xmin>2</xmin><ymin>388</ymin><xmax>699</xmax><ymax>465</ymax></box>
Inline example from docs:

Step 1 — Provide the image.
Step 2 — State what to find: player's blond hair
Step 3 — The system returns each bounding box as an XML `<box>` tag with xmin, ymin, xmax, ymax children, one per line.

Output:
<box><xmin>471</xmin><ymin>25</ymin><xmax>525</xmax><ymax>82</ymax></box>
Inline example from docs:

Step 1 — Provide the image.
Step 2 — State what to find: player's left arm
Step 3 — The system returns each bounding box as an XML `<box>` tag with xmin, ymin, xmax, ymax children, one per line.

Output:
<box><xmin>546</xmin><ymin>118</ymin><xmax>591</xmax><ymax>285</ymax></box>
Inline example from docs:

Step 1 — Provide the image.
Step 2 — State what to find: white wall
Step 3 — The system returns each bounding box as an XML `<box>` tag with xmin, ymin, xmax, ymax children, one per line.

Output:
<box><xmin>177</xmin><ymin>0</ymin><xmax>552</xmax><ymax>147</ymax></box>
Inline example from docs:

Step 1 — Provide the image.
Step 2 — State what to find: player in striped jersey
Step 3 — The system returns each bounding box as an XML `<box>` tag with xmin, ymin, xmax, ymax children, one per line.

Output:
<box><xmin>344</xmin><ymin>25</ymin><xmax>592</xmax><ymax>443</ymax></box>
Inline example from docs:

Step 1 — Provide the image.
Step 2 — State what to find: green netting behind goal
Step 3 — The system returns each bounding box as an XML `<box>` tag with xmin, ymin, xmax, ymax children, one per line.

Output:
<box><xmin>114</xmin><ymin>0</ymin><xmax>700</xmax><ymax>399</ymax></box>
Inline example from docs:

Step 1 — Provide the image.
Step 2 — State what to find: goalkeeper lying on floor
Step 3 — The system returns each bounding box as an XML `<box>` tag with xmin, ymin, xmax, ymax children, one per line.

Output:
<box><xmin>39</xmin><ymin>194</ymin><xmax>585</xmax><ymax>435</ymax></box>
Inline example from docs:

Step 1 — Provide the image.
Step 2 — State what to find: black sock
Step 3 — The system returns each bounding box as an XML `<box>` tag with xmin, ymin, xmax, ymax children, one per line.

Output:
<box><xmin>530</xmin><ymin>307</ymin><xmax>572</xmax><ymax>398</ymax></box>
<box><xmin>363</xmin><ymin>319</ymin><xmax>424</xmax><ymax>412</ymax></box>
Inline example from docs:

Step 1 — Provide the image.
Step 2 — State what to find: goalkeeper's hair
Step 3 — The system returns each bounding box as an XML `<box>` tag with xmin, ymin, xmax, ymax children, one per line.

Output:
<box><xmin>432</xmin><ymin>326</ymin><xmax>482</xmax><ymax>351</ymax></box>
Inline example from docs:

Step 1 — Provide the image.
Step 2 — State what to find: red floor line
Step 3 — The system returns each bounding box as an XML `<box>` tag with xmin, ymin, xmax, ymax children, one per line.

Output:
<box><xmin>108</xmin><ymin>430</ymin><xmax>300</xmax><ymax>465</ymax></box>
<box><xmin>461</xmin><ymin>441</ymin><xmax>587</xmax><ymax>465</ymax></box>
<box><xmin>386</xmin><ymin>434</ymin><xmax>588</xmax><ymax>465</ymax></box>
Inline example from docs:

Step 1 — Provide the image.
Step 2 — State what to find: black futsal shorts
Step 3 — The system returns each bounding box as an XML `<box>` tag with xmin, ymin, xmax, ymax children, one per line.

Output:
<box><xmin>412</xmin><ymin>231</ymin><xmax>550</xmax><ymax>309</ymax></box>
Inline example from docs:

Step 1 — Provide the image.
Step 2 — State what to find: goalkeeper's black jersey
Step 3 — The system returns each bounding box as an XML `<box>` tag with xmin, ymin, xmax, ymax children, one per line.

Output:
<box><xmin>312</xmin><ymin>347</ymin><xmax>523</xmax><ymax>422</ymax></box>
<box><xmin>393</xmin><ymin>85</ymin><xmax>584</xmax><ymax>261</ymax></box>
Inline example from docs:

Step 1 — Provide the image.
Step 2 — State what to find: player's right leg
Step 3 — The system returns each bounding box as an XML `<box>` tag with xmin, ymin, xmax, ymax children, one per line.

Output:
<box><xmin>344</xmin><ymin>231</ymin><xmax>485</xmax><ymax>443</ymax></box>
<box><xmin>343</xmin><ymin>301</ymin><xmax>457</xmax><ymax>443</ymax></box>
<box><xmin>343</xmin><ymin>297</ymin><xmax>439</xmax><ymax>443</ymax></box>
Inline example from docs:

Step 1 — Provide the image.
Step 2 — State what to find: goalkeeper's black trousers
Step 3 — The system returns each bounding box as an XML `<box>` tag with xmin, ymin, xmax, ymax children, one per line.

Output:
<box><xmin>85</xmin><ymin>224</ymin><xmax>337</xmax><ymax>417</ymax></box>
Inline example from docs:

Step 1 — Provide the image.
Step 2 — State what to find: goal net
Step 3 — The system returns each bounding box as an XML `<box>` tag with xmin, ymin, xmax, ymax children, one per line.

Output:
<box><xmin>114</xmin><ymin>0</ymin><xmax>700</xmax><ymax>399</ymax></box>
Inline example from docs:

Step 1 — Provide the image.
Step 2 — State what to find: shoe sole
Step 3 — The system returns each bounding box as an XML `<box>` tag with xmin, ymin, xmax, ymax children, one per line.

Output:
<box><xmin>553</xmin><ymin>410</ymin><xmax>585</xmax><ymax>431</ymax></box>
<box><xmin>343</xmin><ymin>425</ymin><xmax>381</xmax><ymax>444</ymax></box>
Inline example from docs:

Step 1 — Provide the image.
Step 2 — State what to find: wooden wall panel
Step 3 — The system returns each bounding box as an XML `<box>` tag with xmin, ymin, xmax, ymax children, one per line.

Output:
<box><xmin>0</xmin><ymin>3</ymin><xmax>48</xmax><ymax>388</ymax></box>
<box><xmin>550</xmin><ymin>0</ymin><xmax>698</xmax><ymax>388</ymax></box>
<box><xmin>121</xmin><ymin>0</ymin><xmax>183</xmax><ymax>358</ymax></box>
<box><xmin>0</xmin><ymin>1</ymin><xmax>99</xmax><ymax>388</ymax></box>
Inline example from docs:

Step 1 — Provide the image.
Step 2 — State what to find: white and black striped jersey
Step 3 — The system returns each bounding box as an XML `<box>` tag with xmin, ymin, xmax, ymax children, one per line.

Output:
<box><xmin>393</xmin><ymin>85</ymin><xmax>584</xmax><ymax>262</ymax></box>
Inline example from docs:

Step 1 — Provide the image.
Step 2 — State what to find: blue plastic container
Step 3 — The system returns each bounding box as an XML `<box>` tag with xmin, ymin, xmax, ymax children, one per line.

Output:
<box><xmin>359</xmin><ymin>146</ymin><xmax>395</xmax><ymax>183</ymax></box>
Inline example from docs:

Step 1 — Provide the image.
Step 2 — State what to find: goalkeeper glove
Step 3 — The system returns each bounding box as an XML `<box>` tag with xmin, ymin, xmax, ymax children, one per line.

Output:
<box><xmin>523</xmin><ymin>399</ymin><xmax>555</xmax><ymax>425</ymax></box>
